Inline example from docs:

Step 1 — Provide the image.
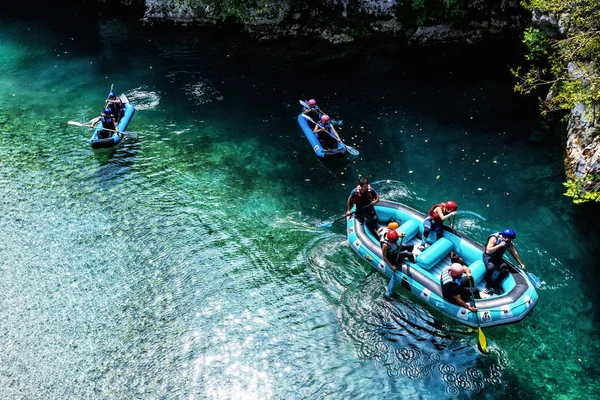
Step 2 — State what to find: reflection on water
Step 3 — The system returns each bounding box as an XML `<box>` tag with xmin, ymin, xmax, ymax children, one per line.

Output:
<box><xmin>0</xmin><ymin>13</ymin><xmax>599</xmax><ymax>400</ymax></box>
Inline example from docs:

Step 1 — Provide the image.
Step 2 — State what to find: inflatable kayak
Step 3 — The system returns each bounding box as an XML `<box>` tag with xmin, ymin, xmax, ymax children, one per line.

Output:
<box><xmin>297</xmin><ymin>111</ymin><xmax>347</xmax><ymax>158</ymax></box>
<box><xmin>90</xmin><ymin>93</ymin><xmax>135</xmax><ymax>149</ymax></box>
<box><xmin>346</xmin><ymin>200</ymin><xmax>538</xmax><ymax>328</ymax></box>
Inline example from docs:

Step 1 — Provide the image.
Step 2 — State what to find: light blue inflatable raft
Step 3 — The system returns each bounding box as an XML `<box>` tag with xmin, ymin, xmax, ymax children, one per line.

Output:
<box><xmin>297</xmin><ymin>112</ymin><xmax>347</xmax><ymax>158</ymax></box>
<box><xmin>347</xmin><ymin>200</ymin><xmax>538</xmax><ymax>328</ymax></box>
<box><xmin>90</xmin><ymin>93</ymin><xmax>135</xmax><ymax>149</ymax></box>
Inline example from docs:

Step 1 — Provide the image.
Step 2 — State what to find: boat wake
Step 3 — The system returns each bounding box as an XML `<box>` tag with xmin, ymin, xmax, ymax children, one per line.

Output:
<box><xmin>338</xmin><ymin>274</ymin><xmax>512</xmax><ymax>395</ymax></box>
<box><xmin>370</xmin><ymin>179</ymin><xmax>426</xmax><ymax>202</ymax></box>
<box><xmin>457</xmin><ymin>210</ymin><xmax>487</xmax><ymax>221</ymax></box>
<box><xmin>126</xmin><ymin>86</ymin><xmax>160</xmax><ymax>110</ymax></box>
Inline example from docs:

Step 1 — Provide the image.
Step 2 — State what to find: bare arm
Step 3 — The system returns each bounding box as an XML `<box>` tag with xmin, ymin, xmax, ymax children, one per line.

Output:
<box><xmin>90</xmin><ymin>117</ymin><xmax>101</xmax><ymax>128</ymax></box>
<box><xmin>485</xmin><ymin>237</ymin><xmax>504</xmax><ymax>254</ymax></box>
<box><xmin>463</xmin><ymin>267</ymin><xmax>473</xmax><ymax>279</ymax></box>
<box><xmin>330</xmin><ymin>125</ymin><xmax>341</xmax><ymax>142</ymax></box>
<box><xmin>346</xmin><ymin>196</ymin><xmax>353</xmax><ymax>215</ymax></box>
<box><xmin>454</xmin><ymin>295</ymin><xmax>477</xmax><ymax>312</ymax></box>
<box><xmin>435</xmin><ymin>207</ymin><xmax>456</xmax><ymax>222</ymax></box>
<box><xmin>508</xmin><ymin>246</ymin><xmax>525</xmax><ymax>269</ymax></box>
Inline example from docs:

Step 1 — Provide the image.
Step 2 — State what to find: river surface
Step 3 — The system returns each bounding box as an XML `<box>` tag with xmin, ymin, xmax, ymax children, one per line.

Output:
<box><xmin>0</xmin><ymin>12</ymin><xmax>599</xmax><ymax>400</ymax></box>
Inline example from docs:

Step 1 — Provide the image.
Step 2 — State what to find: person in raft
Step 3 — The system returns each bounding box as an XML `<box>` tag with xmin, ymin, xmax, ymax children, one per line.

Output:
<box><xmin>482</xmin><ymin>228</ymin><xmax>525</xmax><ymax>295</ymax></box>
<box><xmin>346</xmin><ymin>176</ymin><xmax>380</xmax><ymax>235</ymax></box>
<box><xmin>90</xmin><ymin>108</ymin><xmax>119</xmax><ymax>140</ymax></box>
<box><xmin>377</xmin><ymin>223</ymin><xmax>416</xmax><ymax>271</ymax></box>
<box><xmin>441</xmin><ymin>253</ymin><xmax>478</xmax><ymax>312</ymax></box>
<box><xmin>418</xmin><ymin>200</ymin><xmax>458</xmax><ymax>250</ymax></box>
<box><xmin>313</xmin><ymin>115</ymin><xmax>341</xmax><ymax>150</ymax></box>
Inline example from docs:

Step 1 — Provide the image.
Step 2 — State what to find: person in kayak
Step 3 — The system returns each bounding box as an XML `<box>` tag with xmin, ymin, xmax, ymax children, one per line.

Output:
<box><xmin>90</xmin><ymin>108</ymin><xmax>119</xmax><ymax>140</ymax></box>
<box><xmin>419</xmin><ymin>200</ymin><xmax>458</xmax><ymax>250</ymax></box>
<box><xmin>482</xmin><ymin>228</ymin><xmax>525</xmax><ymax>294</ymax></box>
<box><xmin>346</xmin><ymin>176</ymin><xmax>380</xmax><ymax>235</ymax></box>
<box><xmin>105</xmin><ymin>92</ymin><xmax>124</xmax><ymax>122</ymax></box>
<box><xmin>377</xmin><ymin>227</ymin><xmax>416</xmax><ymax>270</ymax></box>
<box><xmin>441</xmin><ymin>256</ymin><xmax>478</xmax><ymax>312</ymax></box>
<box><xmin>313</xmin><ymin>115</ymin><xmax>341</xmax><ymax>150</ymax></box>
<box><xmin>303</xmin><ymin>98</ymin><xmax>323</xmax><ymax>121</ymax></box>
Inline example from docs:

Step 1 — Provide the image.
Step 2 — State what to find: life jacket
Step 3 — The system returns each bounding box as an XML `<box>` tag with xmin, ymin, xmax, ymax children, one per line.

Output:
<box><xmin>318</xmin><ymin>121</ymin><xmax>332</xmax><ymax>133</ymax></box>
<box><xmin>351</xmin><ymin>184</ymin><xmax>373</xmax><ymax>205</ymax></box>
<box><xmin>484</xmin><ymin>232</ymin><xmax>511</xmax><ymax>258</ymax></box>
<box><xmin>107</xmin><ymin>100</ymin><xmax>121</xmax><ymax>116</ymax></box>
<box><xmin>440</xmin><ymin>266</ymin><xmax>462</xmax><ymax>287</ymax></box>
<box><xmin>378</xmin><ymin>227</ymin><xmax>398</xmax><ymax>254</ymax></box>
<box><xmin>101</xmin><ymin>115</ymin><xmax>114</xmax><ymax>129</ymax></box>
<box><xmin>428</xmin><ymin>203</ymin><xmax>445</xmax><ymax>222</ymax></box>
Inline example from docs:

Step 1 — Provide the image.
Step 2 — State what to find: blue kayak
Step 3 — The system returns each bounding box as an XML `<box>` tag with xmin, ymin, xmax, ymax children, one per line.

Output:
<box><xmin>347</xmin><ymin>200</ymin><xmax>538</xmax><ymax>328</ymax></box>
<box><xmin>90</xmin><ymin>93</ymin><xmax>135</xmax><ymax>149</ymax></box>
<box><xmin>297</xmin><ymin>111</ymin><xmax>346</xmax><ymax>158</ymax></box>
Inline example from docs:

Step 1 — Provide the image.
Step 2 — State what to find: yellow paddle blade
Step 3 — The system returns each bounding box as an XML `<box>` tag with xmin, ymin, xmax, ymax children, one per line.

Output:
<box><xmin>478</xmin><ymin>327</ymin><xmax>488</xmax><ymax>353</ymax></box>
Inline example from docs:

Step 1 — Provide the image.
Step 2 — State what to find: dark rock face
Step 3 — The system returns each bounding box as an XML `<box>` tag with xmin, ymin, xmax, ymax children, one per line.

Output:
<box><xmin>565</xmin><ymin>103</ymin><xmax>600</xmax><ymax>194</ymax></box>
<box><xmin>142</xmin><ymin>0</ymin><xmax>529</xmax><ymax>46</ymax></box>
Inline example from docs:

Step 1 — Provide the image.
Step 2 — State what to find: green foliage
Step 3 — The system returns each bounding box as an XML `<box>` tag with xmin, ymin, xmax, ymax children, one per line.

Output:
<box><xmin>442</xmin><ymin>0</ymin><xmax>466</xmax><ymax>19</ymax></box>
<box><xmin>513</xmin><ymin>0</ymin><xmax>600</xmax><ymax>118</ymax></box>
<box><xmin>514</xmin><ymin>0</ymin><xmax>600</xmax><ymax>203</ymax></box>
<box><xmin>411</xmin><ymin>0</ymin><xmax>425</xmax><ymax>10</ymax></box>
<box><xmin>522</xmin><ymin>27</ymin><xmax>549</xmax><ymax>60</ymax></box>
<box><xmin>563</xmin><ymin>176</ymin><xmax>600</xmax><ymax>203</ymax></box>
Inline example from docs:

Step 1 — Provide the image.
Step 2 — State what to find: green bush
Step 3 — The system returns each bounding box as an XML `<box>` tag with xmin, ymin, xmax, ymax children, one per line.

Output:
<box><xmin>514</xmin><ymin>0</ymin><xmax>600</xmax><ymax>203</ymax></box>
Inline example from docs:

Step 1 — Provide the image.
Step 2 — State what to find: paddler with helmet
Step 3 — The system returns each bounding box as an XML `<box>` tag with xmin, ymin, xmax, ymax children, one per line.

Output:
<box><xmin>377</xmin><ymin>222</ymin><xmax>417</xmax><ymax>271</ymax></box>
<box><xmin>419</xmin><ymin>200</ymin><xmax>458</xmax><ymax>250</ymax></box>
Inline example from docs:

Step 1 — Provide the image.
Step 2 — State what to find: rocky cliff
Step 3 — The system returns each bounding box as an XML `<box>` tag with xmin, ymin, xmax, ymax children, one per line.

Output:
<box><xmin>531</xmin><ymin>12</ymin><xmax>600</xmax><ymax>201</ymax></box>
<box><xmin>142</xmin><ymin>0</ymin><xmax>529</xmax><ymax>46</ymax></box>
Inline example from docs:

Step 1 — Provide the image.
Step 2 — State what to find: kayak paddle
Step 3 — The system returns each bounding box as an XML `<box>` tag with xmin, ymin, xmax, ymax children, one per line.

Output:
<box><xmin>469</xmin><ymin>279</ymin><xmax>488</xmax><ymax>354</ymax></box>
<box><xmin>300</xmin><ymin>114</ymin><xmax>358</xmax><ymax>156</ymax></box>
<box><xmin>68</xmin><ymin>121</ymin><xmax>138</xmax><ymax>139</ymax></box>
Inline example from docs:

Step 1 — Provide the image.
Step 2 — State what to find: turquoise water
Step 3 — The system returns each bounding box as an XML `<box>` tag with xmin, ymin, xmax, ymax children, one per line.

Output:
<box><xmin>1</xmin><ymin>14</ymin><xmax>599</xmax><ymax>400</ymax></box>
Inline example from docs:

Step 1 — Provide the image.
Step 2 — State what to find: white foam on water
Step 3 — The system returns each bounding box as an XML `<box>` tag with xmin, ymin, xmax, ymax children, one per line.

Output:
<box><xmin>126</xmin><ymin>86</ymin><xmax>160</xmax><ymax>110</ymax></box>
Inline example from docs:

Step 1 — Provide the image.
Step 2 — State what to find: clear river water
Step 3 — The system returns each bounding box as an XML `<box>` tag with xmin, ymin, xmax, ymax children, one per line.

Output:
<box><xmin>0</xmin><ymin>11</ymin><xmax>599</xmax><ymax>400</ymax></box>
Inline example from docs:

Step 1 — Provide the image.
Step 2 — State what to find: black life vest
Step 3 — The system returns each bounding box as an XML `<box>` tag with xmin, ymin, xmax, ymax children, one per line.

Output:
<box><xmin>101</xmin><ymin>115</ymin><xmax>114</xmax><ymax>129</ymax></box>
<box><xmin>484</xmin><ymin>232</ymin><xmax>512</xmax><ymax>258</ymax></box>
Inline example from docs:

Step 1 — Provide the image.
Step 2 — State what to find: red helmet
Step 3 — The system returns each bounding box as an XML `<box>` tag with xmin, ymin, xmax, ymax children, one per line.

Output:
<box><xmin>308</xmin><ymin>99</ymin><xmax>317</xmax><ymax>106</ymax></box>
<box><xmin>321</xmin><ymin>115</ymin><xmax>330</xmax><ymax>123</ymax></box>
<box><xmin>387</xmin><ymin>230</ymin><xmax>399</xmax><ymax>243</ymax></box>
<box><xmin>450</xmin><ymin>264</ymin><xmax>464</xmax><ymax>277</ymax></box>
<box><xmin>445</xmin><ymin>200</ymin><xmax>457</xmax><ymax>212</ymax></box>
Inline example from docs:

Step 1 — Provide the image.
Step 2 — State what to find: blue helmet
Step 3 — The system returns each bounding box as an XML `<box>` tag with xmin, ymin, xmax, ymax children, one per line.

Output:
<box><xmin>502</xmin><ymin>228</ymin><xmax>516</xmax><ymax>239</ymax></box>
<box><xmin>108</xmin><ymin>92</ymin><xmax>116</xmax><ymax>99</ymax></box>
<box><xmin>103</xmin><ymin>108</ymin><xmax>112</xmax><ymax>114</ymax></box>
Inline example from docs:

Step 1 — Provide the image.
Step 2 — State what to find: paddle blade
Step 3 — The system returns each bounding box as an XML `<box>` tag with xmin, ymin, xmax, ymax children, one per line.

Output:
<box><xmin>318</xmin><ymin>221</ymin><xmax>333</xmax><ymax>229</ymax></box>
<box><xmin>68</xmin><ymin>121</ymin><xmax>89</xmax><ymax>128</ymax></box>
<box><xmin>386</xmin><ymin>274</ymin><xmax>396</xmax><ymax>297</ymax></box>
<box><xmin>300</xmin><ymin>113</ymin><xmax>317</xmax><ymax>125</ymax></box>
<box><xmin>527</xmin><ymin>272</ymin><xmax>545</xmax><ymax>289</ymax></box>
<box><xmin>299</xmin><ymin>99</ymin><xmax>309</xmax><ymax>108</ymax></box>
<box><xmin>345</xmin><ymin>145</ymin><xmax>359</xmax><ymax>156</ymax></box>
<box><xmin>478</xmin><ymin>327</ymin><xmax>488</xmax><ymax>353</ymax></box>
<box><xmin>123</xmin><ymin>131</ymin><xmax>138</xmax><ymax>139</ymax></box>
